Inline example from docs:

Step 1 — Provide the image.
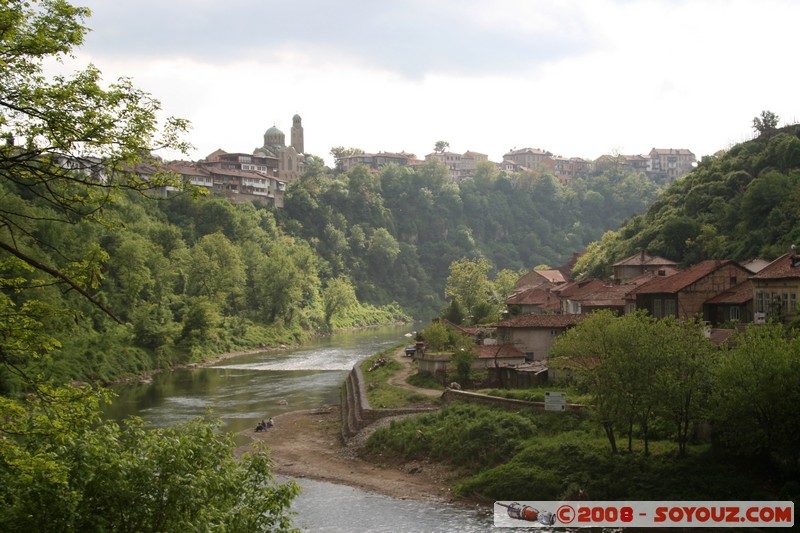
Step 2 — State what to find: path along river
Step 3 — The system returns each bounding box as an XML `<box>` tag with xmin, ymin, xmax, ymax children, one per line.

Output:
<box><xmin>105</xmin><ymin>326</ymin><xmax>527</xmax><ymax>532</ymax></box>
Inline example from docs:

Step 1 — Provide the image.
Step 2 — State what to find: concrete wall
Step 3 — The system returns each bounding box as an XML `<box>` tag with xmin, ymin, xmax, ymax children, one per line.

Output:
<box><xmin>340</xmin><ymin>364</ymin><xmax>439</xmax><ymax>439</ymax></box>
<box><xmin>441</xmin><ymin>388</ymin><xmax>584</xmax><ymax>412</ymax></box>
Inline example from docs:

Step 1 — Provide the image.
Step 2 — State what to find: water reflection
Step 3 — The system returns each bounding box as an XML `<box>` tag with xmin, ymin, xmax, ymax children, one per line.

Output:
<box><xmin>104</xmin><ymin>325</ymin><xmax>411</xmax><ymax>434</ymax></box>
<box><xmin>103</xmin><ymin>326</ymin><xmax>545</xmax><ymax>532</ymax></box>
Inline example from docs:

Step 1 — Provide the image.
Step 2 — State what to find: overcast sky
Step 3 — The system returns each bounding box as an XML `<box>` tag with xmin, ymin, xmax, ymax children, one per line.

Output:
<box><xmin>61</xmin><ymin>0</ymin><xmax>800</xmax><ymax>166</ymax></box>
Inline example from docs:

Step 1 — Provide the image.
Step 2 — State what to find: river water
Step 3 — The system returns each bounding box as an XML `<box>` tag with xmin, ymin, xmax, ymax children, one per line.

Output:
<box><xmin>105</xmin><ymin>326</ymin><xmax>528</xmax><ymax>532</ymax></box>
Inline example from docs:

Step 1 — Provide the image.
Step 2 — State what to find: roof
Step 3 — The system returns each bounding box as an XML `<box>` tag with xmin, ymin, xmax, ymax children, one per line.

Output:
<box><xmin>476</xmin><ymin>344</ymin><xmax>525</xmax><ymax>359</ymax></box>
<box><xmin>577</xmin><ymin>283</ymin><xmax>635</xmax><ymax>308</ymax></box>
<box><xmin>503</xmin><ymin>147</ymin><xmax>552</xmax><ymax>157</ymax></box>
<box><xmin>705</xmin><ymin>280</ymin><xmax>754</xmax><ymax>305</ymax></box>
<box><xmin>553</xmin><ymin>278</ymin><xmax>603</xmax><ymax>298</ymax></box>
<box><xmin>631</xmin><ymin>260</ymin><xmax>743</xmax><ymax>295</ymax></box>
<box><xmin>741</xmin><ymin>258</ymin><xmax>770</xmax><ymax>273</ymax></box>
<box><xmin>535</xmin><ymin>269</ymin><xmax>566</xmax><ymax>284</ymax></box>
<box><xmin>650</xmin><ymin>148</ymin><xmax>695</xmax><ymax>156</ymax></box>
<box><xmin>495</xmin><ymin>313</ymin><xmax>582</xmax><ymax>329</ymax></box>
<box><xmin>750</xmin><ymin>253</ymin><xmax>800</xmax><ymax>280</ymax></box>
<box><xmin>613</xmin><ymin>251</ymin><xmax>677</xmax><ymax>268</ymax></box>
<box><xmin>507</xmin><ymin>287</ymin><xmax>546</xmax><ymax>305</ymax></box>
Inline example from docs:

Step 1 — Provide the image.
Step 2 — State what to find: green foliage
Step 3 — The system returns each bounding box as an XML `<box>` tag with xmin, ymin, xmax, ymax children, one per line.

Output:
<box><xmin>421</xmin><ymin>321</ymin><xmax>450</xmax><ymax>352</ymax></box>
<box><xmin>711</xmin><ymin>324</ymin><xmax>800</xmax><ymax>464</ymax></box>
<box><xmin>0</xmin><ymin>385</ymin><xmax>299</xmax><ymax>532</ymax></box>
<box><xmin>551</xmin><ymin>311</ymin><xmax>714</xmax><ymax>455</ymax></box>
<box><xmin>358</xmin><ymin>348</ymin><xmax>436</xmax><ymax>408</ymax></box>
<box><xmin>364</xmin><ymin>402</ymin><xmax>538</xmax><ymax>467</ymax></box>
<box><xmin>573</xmin><ymin>124</ymin><xmax>800</xmax><ymax>275</ymax></box>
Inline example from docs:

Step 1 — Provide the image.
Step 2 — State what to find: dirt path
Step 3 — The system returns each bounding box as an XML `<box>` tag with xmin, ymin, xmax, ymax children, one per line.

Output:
<box><xmin>386</xmin><ymin>348</ymin><xmax>443</xmax><ymax>397</ymax></box>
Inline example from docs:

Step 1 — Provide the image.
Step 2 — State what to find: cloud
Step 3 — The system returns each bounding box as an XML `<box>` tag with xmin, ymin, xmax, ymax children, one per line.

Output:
<box><xmin>80</xmin><ymin>0</ymin><xmax>598</xmax><ymax>77</ymax></box>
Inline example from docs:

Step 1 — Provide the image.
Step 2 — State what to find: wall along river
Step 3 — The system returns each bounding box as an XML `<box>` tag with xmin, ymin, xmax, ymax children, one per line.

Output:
<box><xmin>104</xmin><ymin>326</ymin><xmax>529</xmax><ymax>532</ymax></box>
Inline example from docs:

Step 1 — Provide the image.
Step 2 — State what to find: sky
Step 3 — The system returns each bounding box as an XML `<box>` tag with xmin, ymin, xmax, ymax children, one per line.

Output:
<box><xmin>57</xmin><ymin>0</ymin><xmax>800</xmax><ymax>166</ymax></box>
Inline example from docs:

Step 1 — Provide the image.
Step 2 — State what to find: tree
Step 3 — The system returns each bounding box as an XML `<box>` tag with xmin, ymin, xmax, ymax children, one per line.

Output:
<box><xmin>329</xmin><ymin>146</ymin><xmax>364</xmax><ymax>172</ymax></box>
<box><xmin>323</xmin><ymin>276</ymin><xmax>358</xmax><ymax>327</ymax></box>
<box><xmin>422</xmin><ymin>321</ymin><xmax>450</xmax><ymax>352</ymax></box>
<box><xmin>0</xmin><ymin>386</ymin><xmax>300</xmax><ymax>532</ymax></box>
<box><xmin>0</xmin><ymin>2</ymin><xmax>299</xmax><ymax>527</ymax></box>
<box><xmin>1</xmin><ymin>0</ymin><xmax>197</xmax><ymax>324</ymax></box>
<box><xmin>434</xmin><ymin>140</ymin><xmax>450</xmax><ymax>154</ymax></box>
<box><xmin>444</xmin><ymin>257</ymin><xmax>492</xmax><ymax>320</ymax></box>
<box><xmin>753</xmin><ymin>110</ymin><xmax>780</xmax><ymax>136</ymax></box>
<box><xmin>710</xmin><ymin>324</ymin><xmax>800</xmax><ymax>463</ymax></box>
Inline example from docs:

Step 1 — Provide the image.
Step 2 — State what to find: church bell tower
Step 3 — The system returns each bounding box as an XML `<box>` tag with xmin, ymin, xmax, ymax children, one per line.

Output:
<box><xmin>290</xmin><ymin>114</ymin><xmax>304</xmax><ymax>154</ymax></box>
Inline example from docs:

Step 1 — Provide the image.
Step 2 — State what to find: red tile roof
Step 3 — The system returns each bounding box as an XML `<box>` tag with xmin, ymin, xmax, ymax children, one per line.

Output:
<box><xmin>476</xmin><ymin>344</ymin><xmax>525</xmax><ymax>359</ymax></box>
<box><xmin>705</xmin><ymin>280</ymin><xmax>754</xmax><ymax>305</ymax></box>
<box><xmin>495</xmin><ymin>313</ymin><xmax>582</xmax><ymax>328</ymax></box>
<box><xmin>750</xmin><ymin>253</ymin><xmax>800</xmax><ymax>280</ymax></box>
<box><xmin>613</xmin><ymin>252</ymin><xmax>677</xmax><ymax>268</ymax></box>
<box><xmin>631</xmin><ymin>260</ymin><xmax>741</xmax><ymax>295</ymax></box>
<box><xmin>506</xmin><ymin>287</ymin><xmax>557</xmax><ymax>307</ymax></box>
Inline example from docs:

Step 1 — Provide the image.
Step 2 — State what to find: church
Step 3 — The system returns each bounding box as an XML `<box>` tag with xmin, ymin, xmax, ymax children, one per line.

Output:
<box><xmin>254</xmin><ymin>114</ymin><xmax>305</xmax><ymax>182</ymax></box>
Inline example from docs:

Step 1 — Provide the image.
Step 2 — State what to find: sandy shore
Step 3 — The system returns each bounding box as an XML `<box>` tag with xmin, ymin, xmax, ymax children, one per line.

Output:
<box><xmin>236</xmin><ymin>405</ymin><xmax>467</xmax><ymax>504</ymax></box>
<box><xmin>234</xmin><ymin>346</ymin><xmax>471</xmax><ymax>504</ymax></box>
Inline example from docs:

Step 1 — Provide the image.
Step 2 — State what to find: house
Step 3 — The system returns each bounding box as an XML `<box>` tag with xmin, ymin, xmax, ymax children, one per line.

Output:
<box><xmin>494</xmin><ymin>313</ymin><xmax>582</xmax><ymax>361</ymax></box>
<box><xmin>502</xmin><ymin>147</ymin><xmax>553</xmax><ymax>170</ymax></box>
<box><xmin>515</xmin><ymin>268</ymin><xmax>566</xmax><ymax>291</ymax></box>
<box><xmin>613</xmin><ymin>251</ymin><xmax>678</xmax><ymax>282</ymax></box>
<box><xmin>552</xmin><ymin>156</ymin><xmax>589</xmax><ymax>183</ymax></box>
<box><xmin>629</xmin><ymin>259</ymin><xmax>750</xmax><ymax>321</ymax></box>
<box><xmin>425</xmin><ymin>151</ymin><xmax>463</xmax><ymax>182</ymax></box>
<box><xmin>506</xmin><ymin>286</ymin><xmax>561</xmax><ymax>315</ymax></box>
<box><xmin>460</xmin><ymin>151</ymin><xmax>489</xmax><ymax>178</ymax></box>
<box><xmin>704</xmin><ymin>280</ymin><xmax>754</xmax><ymax>326</ymax></box>
<box><xmin>749</xmin><ymin>252</ymin><xmax>800</xmax><ymax>323</ymax></box>
<box><xmin>647</xmin><ymin>148</ymin><xmax>696</xmax><ymax>183</ymax></box>
<box><xmin>163</xmin><ymin>159</ymin><xmax>286</xmax><ymax>207</ymax></box>
<box><xmin>474</xmin><ymin>344</ymin><xmax>527</xmax><ymax>369</ymax></box>
<box><xmin>554</xmin><ymin>279</ymin><xmax>606</xmax><ymax>314</ymax></box>
<box><xmin>622</xmin><ymin>268</ymin><xmax>680</xmax><ymax>313</ymax></box>
<box><xmin>339</xmin><ymin>151</ymin><xmax>415</xmax><ymax>172</ymax></box>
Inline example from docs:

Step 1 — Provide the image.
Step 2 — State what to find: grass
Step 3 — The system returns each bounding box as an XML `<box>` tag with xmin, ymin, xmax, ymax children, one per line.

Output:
<box><xmin>359</xmin><ymin>347</ymin><xmax>440</xmax><ymax>409</ymax></box>
<box><xmin>361</xmin><ymin>401</ymin><xmax>798</xmax><ymax>503</ymax></box>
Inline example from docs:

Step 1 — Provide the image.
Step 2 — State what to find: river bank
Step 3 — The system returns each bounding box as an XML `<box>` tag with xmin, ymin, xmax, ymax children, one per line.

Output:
<box><xmin>236</xmin><ymin>405</ymin><xmax>471</xmax><ymax>506</ymax></box>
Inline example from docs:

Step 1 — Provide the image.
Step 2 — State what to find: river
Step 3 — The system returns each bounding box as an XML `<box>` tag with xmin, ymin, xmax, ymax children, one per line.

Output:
<box><xmin>105</xmin><ymin>326</ymin><xmax>530</xmax><ymax>532</ymax></box>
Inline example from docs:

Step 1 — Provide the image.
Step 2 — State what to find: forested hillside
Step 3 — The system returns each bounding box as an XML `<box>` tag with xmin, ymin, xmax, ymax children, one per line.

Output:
<box><xmin>1</xmin><ymin>153</ymin><xmax>661</xmax><ymax>388</ymax></box>
<box><xmin>575</xmin><ymin>124</ymin><xmax>800</xmax><ymax>278</ymax></box>
<box><xmin>280</xmin><ymin>156</ymin><xmax>662</xmax><ymax>316</ymax></box>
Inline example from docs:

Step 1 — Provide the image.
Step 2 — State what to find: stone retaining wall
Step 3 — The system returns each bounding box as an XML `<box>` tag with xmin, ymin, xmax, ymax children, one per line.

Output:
<box><xmin>340</xmin><ymin>364</ymin><xmax>439</xmax><ymax>439</ymax></box>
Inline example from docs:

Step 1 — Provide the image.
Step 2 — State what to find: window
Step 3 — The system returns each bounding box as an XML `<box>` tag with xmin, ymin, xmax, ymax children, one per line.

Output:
<box><xmin>664</xmin><ymin>299</ymin><xmax>676</xmax><ymax>317</ymax></box>
<box><xmin>653</xmin><ymin>298</ymin><xmax>662</xmax><ymax>318</ymax></box>
<box><xmin>729</xmin><ymin>307</ymin><xmax>740</xmax><ymax>321</ymax></box>
<box><xmin>756</xmin><ymin>290</ymin><xmax>765</xmax><ymax>313</ymax></box>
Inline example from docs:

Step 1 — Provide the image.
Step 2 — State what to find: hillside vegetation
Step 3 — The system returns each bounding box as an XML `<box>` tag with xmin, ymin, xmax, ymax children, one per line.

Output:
<box><xmin>575</xmin><ymin>124</ymin><xmax>800</xmax><ymax>278</ymax></box>
<box><xmin>2</xmin><ymin>150</ymin><xmax>663</xmax><ymax>388</ymax></box>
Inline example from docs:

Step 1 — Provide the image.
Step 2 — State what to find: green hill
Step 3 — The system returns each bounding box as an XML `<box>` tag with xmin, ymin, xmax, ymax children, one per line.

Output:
<box><xmin>574</xmin><ymin>124</ymin><xmax>800</xmax><ymax>278</ymax></box>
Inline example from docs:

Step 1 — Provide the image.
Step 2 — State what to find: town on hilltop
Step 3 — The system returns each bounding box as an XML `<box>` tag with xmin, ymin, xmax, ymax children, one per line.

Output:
<box><xmin>145</xmin><ymin>114</ymin><xmax>696</xmax><ymax>208</ymax></box>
